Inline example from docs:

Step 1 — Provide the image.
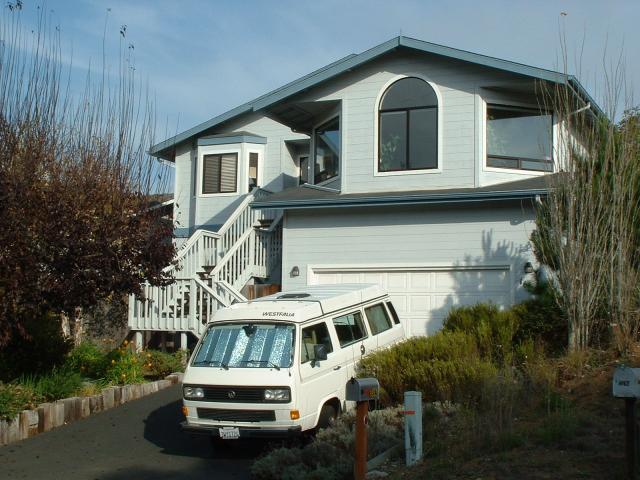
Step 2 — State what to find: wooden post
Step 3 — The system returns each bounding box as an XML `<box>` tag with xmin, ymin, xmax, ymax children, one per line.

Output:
<box><xmin>626</xmin><ymin>398</ymin><xmax>637</xmax><ymax>480</ymax></box>
<box><xmin>354</xmin><ymin>400</ymin><xmax>369</xmax><ymax>480</ymax></box>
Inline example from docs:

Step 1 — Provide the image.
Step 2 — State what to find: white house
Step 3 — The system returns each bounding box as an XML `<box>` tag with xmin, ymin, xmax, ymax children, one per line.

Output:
<box><xmin>128</xmin><ymin>36</ymin><xmax>601</xmax><ymax>346</ymax></box>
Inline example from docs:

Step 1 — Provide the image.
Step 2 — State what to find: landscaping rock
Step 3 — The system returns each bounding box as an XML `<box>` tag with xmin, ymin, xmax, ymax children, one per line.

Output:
<box><xmin>157</xmin><ymin>379</ymin><xmax>171</xmax><ymax>390</ymax></box>
<box><xmin>62</xmin><ymin>397</ymin><xmax>78</xmax><ymax>423</ymax></box>
<box><xmin>25</xmin><ymin>409</ymin><xmax>39</xmax><ymax>436</ymax></box>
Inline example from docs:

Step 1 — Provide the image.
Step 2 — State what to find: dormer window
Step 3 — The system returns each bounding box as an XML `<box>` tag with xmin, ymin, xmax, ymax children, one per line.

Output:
<box><xmin>378</xmin><ymin>77</ymin><xmax>438</xmax><ymax>172</ymax></box>
<box><xmin>486</xmin><ymin>105</ymin><xmax>553</xmax><ymax>172</ymax></box>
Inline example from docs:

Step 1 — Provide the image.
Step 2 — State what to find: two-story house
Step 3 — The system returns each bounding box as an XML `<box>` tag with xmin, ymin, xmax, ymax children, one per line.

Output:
<box><xmin>128</xmin><ymin>36</ymin><xmax>600</xmax><ymax>348</ymax></box>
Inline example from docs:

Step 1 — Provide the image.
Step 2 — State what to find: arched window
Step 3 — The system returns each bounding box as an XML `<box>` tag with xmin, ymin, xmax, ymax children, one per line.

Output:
<box><xmin>378</xmin><ymin>77</ymin><xmax>438</xmax><ymax>172</ymax></box>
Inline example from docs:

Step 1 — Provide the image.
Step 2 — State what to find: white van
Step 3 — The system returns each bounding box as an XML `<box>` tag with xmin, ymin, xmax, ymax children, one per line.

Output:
<box><xmin>181</xmin><ymin>284</ymin><xmax>405</xmax><ymax>440</ymax></box>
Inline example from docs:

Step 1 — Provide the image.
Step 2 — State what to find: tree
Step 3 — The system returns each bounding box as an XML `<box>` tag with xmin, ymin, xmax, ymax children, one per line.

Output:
<box><xmin>0</xmin><ymin>4</ymin><xmax>175</xmax><ymax>346</ymax></box>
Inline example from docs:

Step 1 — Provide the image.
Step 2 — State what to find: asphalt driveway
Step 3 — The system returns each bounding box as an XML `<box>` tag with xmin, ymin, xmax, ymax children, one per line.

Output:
<box><xmin>0</xmin><ymin>385</ymin><xmax>269</xmax><ymax>480</ymax></box>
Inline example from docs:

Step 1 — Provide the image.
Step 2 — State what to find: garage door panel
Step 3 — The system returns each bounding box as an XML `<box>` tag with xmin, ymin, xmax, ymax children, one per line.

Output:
<box><xmin>312</xmin><ymin>267</ymin><xmax>512</xmax><ymax>336</ymax></box>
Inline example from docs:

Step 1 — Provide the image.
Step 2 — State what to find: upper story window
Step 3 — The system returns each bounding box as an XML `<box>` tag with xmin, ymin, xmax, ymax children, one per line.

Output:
<box><xmin>299</xmin><ymin>155</ymin><xmax>309</xmax><ymax>185</ymax></box>
<box><xmin>486</xmin><ymin>105</ymin><xmax>553</xmax><ymax>172</ymax></box>
<box><xmin>314</xmin><ymin>117</ymin><xmax>340</xmax><ymax>184</ymax></box>
<box><xmin>379</xmin><ymin>77</ymin><xmax>438</xmax><ymax>172</ymax></box>
<box><xmin>248</xmin><ymin>152</ymin><xmax>259</xmax><ymax>190</ymax></box>
<box><xmin>202</xmin><ymin>153</ymin><xmax>238</xmax><ymax>194</ymax></box>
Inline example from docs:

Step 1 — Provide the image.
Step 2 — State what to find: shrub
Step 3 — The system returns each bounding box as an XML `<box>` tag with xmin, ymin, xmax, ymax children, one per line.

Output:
<box><xmin>105</xmin><ymin>344</ymin><xmax>144</xmax><ymax>385</ymax></box>
<box><xmin>18</xmin><ymin>367</ymin><xmax>84</xmax><ymax>402</ymax></box>
<box><xmin>251</xmin><ymin>407</ymin><xmax>403</xmax><ymax>480</ymax></box>
<box><xmin>65</xmin><ymin>342</ymin><xmax>108</xmax><ymax>379</ymax></box>
<box><xmin>358</xmin><ymin>332</ymin><xmax>497</xmax><ymax>405</ymax></box>
<box><xmin>0</xmin><ymin>383</ymin><xmax>40</xmax><ymax>421</ymax></box>
<box><xmin>443</xmin><ymin>303</ymin><xmax>520</xmax><ymax>366</ymax></box>
<box><xmin>140</xmin><ymin>350</ymin><xmax>185</xmax><ymax>379</ymax></box>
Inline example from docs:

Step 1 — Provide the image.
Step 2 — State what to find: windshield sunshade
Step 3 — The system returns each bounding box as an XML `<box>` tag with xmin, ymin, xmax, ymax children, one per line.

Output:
<box><xmin>192</xmin><ymin>323</ymin><xmax>294</xmax><ymax>368</ymax></box>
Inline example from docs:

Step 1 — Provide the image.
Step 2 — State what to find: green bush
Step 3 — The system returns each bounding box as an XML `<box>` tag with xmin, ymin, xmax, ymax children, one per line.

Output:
<box><xmin>105</xmin><ymin>346</ymin><xmax>144</xmax><ymax>385</ymax></box>
<box><xmin>140</xmin><ymin>350</ymin><xmax>185</xmax><ymax>378</ymax></box>
<box><xmin>0</xmin><ymin>383</ymin><xmax>40</xmax><ymax>421</ymax></box>
<box><xmin>0</xmin><ymin>311</ymin><xmax>71</xmax><ymax>382</ymax></box>
<box><xmin>65</xmin><ymin>342</ymin><xmax>108</xmax><ymax>379</ymax></box>
<box><xmin>18</xmin><ymin>367</ymin><xmax>83</xmax><ymax>402</ymax></box>
<box><xmin>443</xmin><ymin>303</ymin><xmax>520</xmax><ymax>366</ymax></box>
<box><xmin>358</xmin><ymin>332</ymin><xmax>497</xmax><ymax>405</ymax></box>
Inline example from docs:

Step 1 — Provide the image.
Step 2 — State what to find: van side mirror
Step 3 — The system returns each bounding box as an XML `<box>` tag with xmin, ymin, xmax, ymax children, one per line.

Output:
<box><xmin>313</xmin><ymin>344</ymin><xmax>328</xmax><ymax>363</ymax></box>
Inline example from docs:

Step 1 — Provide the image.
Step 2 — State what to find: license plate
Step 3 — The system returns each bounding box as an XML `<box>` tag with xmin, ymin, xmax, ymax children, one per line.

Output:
<box><xmin>219</xmin><ymin>427</ymin><xmax>240</xmax><ymax>440</ymax></box>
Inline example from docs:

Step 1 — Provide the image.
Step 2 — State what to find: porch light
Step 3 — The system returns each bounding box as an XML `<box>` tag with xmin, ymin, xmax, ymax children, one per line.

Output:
<box><xmin>523</xmin><ymin>262</ymin><xmax>534</xmax><ymax>274</ymax></box>
<box><xmin>290</xmin><ymin>266</ymin><xmax>300</xmax><ymax>277</ymax></box>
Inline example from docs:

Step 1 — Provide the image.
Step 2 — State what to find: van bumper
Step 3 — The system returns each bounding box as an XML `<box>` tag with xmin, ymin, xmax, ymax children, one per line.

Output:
<box><xmin>180</xmin><ymin>421</ymin><xmax>303</xmax><ymax>439</ymax></box>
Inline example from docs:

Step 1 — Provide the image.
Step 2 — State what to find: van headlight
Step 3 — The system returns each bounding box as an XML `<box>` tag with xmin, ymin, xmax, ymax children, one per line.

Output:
<box><xmin>264</xmin><ymin>388</ymin><xmax>290</xmax><ymax>402</ymax></box>
<box><xmin>183</xmin><ymin>386</ymin><xmax>205</xmax><ymax>399</ymax></box>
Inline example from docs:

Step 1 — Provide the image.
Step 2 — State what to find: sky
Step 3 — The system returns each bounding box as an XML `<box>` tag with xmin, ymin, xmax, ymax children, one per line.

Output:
<box><xmin>7</xmin><ymin>0</ymin><xmax>640</xmax><ymax>144</ymax></box>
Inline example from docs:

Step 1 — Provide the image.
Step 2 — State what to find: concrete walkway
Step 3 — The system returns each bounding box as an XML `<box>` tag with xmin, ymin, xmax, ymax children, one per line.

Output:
<box><xmin>0</xmin><ymin>385</ymin><xmax>266</xmax><ymax>480</ymax></box>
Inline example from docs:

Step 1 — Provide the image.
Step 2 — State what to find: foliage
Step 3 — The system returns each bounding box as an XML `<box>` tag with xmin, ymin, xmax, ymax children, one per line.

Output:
<box><xmin>0</xmin><ymin>311</ymin><xmax>72</xmax><ymax>382</ymax></box>
<box><xmin>443</xmin><ymin>303</ymin><xmax>520</xmax><ymax>366</ymax></box>
<box><xmin>17</xmin><ymin>367</ymin><xmax>84</xmax><ymax>402</ymax></box>
<box><xmin>140</xmin><ymin>349</ymin><xmax>185</xmax><ymax>378</ymax></box>
<box><xmin>105</xmin><ymin>343</ymin><xmax>144</xmax><ymax>385</ymax></box>
<box><xmin>0</xmin><ymin>383</ymin><xmax>40</xmax><ymax>421</ymax></box>
<box><xmin>251</xmin><ymin>407</ymin><xmax>403</xmax><ymax>480</ymax></box>
<box><xmin>65</xmin><ymin>342</ymin><xmax>109</xmax><ymax>379</ymax></box>
<box><xmin>0</xmin><ymin>1</ymin><xmax>175</xmax><ymax>348</ymax></box>
<box><xmin>358</xmin><ymin>332</ymin><xmax>497</xmax><ymax>406</ymax></box>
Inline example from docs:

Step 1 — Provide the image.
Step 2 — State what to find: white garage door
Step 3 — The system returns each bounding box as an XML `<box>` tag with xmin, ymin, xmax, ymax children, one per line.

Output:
<box><xmin>311</xmin><ymin>267</ymin><xmax>512</xmax><ymax>336</ymax></box>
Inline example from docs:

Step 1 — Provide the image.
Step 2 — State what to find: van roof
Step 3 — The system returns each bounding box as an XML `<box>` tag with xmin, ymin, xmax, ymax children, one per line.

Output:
<box><xmin>212</xmin><ymin>284</ymin><xmax>388</xmax><ymax>324</ymax></box>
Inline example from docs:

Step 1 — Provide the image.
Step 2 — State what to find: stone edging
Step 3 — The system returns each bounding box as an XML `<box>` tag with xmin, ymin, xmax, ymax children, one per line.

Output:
<box><xmin>0</xmin><ymin>372</ymin><xmax>184</xmax><ymax>447</ymax></box>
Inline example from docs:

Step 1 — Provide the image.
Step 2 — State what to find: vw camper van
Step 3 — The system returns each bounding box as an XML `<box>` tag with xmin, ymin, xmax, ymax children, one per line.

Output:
<box><xmin>181</xmin><ymin>284</ymin><xmax>405</xmax><ymax>440</ymax></box>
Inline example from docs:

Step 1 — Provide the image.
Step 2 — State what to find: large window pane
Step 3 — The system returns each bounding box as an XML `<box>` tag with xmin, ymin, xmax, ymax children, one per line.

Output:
<box><xmin>314</xmin><ymin>117</ymin><xmax>340</xmax><ymax>184</ymax></box>
<box><xmin>364</xmin><ymin>304</ymin><xmax>392</xmax><ymax>335</ymax></box>
<box><xmin>332</xmin><ymin>311</ymin><xmax>367</xmax><ymax>347</ymax></box>
<box><xmin>381</xmin><ymin>77</ymin><xmax>438</xmax><ymax>110</ymax></box>
<box><xmin>487</xmin><ymin>106</ymin><xmax>552</xmax><ymax>170</ymax></box>
<box><xmin>301</xmin><ymin>322</ymin><xmax>333</xmax><ymax>364</ymax></box>
<box><xmin>299</xmin><ymin>155</ymin><xmax>309</xmax><ymax>185</ymax></box>
<box><xmin>379</xmin><ymin>111</ymin><xmax>407</xmax><ymax>171</ymax></box>
<box><xmin>409</xmin><ymin>108</ymin><xmax>437</xmax><ymax>169</ymax></box>
<box><xmin>202</xmin><ymin>153</ymin><xmax>237</xmax><ymax>194</ymax></box>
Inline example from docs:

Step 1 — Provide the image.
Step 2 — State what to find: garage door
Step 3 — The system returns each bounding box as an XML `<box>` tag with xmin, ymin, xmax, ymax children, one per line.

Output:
<box><xmin>310</xmin><ymin>267</ymin><xmax>512</xmax><ymax>336</ymax></box>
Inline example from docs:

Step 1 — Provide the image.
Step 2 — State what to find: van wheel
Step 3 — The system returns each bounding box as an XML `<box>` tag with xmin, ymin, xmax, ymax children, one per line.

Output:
<box><xmin>317</xmin><ymin>404</ymin><xmax>337</xmax><ymax>430</ymax></box>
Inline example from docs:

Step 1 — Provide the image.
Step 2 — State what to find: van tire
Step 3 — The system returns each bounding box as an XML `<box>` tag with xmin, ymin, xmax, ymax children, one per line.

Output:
<box><xmin>317</xmin><ymin>404</ymin><xmax>337</xmax><ymax>430</ymax></box>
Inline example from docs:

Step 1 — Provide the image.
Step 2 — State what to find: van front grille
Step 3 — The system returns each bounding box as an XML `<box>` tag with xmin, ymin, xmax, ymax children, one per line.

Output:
<box><xmin>197</xmin><ymin>408</ymin><xmax>276</xmax><ymax>422</ymax></box>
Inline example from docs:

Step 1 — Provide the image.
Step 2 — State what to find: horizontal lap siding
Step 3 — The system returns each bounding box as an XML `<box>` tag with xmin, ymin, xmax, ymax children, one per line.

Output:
<box><xmin>282</xmin><ymin>203</ymin><xmax>536</xmax><ymax>304</ymax></box>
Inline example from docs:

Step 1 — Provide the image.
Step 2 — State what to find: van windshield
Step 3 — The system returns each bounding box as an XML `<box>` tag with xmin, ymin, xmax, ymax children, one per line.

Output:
<box><xmin>191</xmin><ymin>322</ymin><xmax>295</xmax><ymax>369</ymax></box>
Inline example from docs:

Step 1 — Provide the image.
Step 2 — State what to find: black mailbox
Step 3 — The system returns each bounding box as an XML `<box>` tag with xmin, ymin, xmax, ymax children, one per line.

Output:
<box><xmin>346</xmin><ymin>377</ymin><xmax>379</xmax><ymax>402</ymax></box>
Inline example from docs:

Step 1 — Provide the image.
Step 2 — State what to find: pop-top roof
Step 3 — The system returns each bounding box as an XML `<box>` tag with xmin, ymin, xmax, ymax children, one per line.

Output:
<box><xmin>212</xmin><ymin>284</ymin><xmax>387</xmax><ymax>324</ymax></box>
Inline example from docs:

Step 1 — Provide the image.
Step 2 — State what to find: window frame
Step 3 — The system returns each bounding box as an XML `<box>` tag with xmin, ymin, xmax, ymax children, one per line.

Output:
<box><xmin>364</xmin><ymin>302</ymin><xmax>393</xmax><ymax>336</ymax></box>
<box><xmin>374</xmin><ymin>75</ymin><xmax>443</xmax><ymax>177</ymax></box>
<box><xmin>247</xmin><ymin>149</ymin><xmax>262</xmax><ymax>191</ymax></box>
<box><xmin>197</xmin><ymin>146</ymin><xmax>241</xmax><ymax>198</ymax></box>
<box><xmin>298</xmin><ymin>154</ymin><xmax>309</xmax><ymax>185</ymax></box>
<box><xmin>483</xmin><ymin>101</ymin><xmax>555</xmax><ymax>175</ymax></box>
<box><xmin>300</xmin><ymin>320</ymin><xmax>334</xmax><ymax>365</ymax></box>
<box><xmin>312</xmin><ymin>113</ymin><xmax>341</xmax><ymax>186</ymax></box>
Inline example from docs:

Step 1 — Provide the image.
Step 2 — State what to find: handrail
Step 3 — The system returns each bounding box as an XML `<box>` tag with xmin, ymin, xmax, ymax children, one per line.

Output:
<box><xmin>209</xmin><ymin>227</ymin><xmax>254</xmax><ymax>278</ymax></box>
<box><xmin>193</xmin><ymin>277</ymin><xmax>231</xmax><ymax>307</ymax></box>
<box><xmin>164</xmin><ymin>229</ymin><xmax>220</xmax><ymax>274</ymax></box>
<box><xmin>216</xmin><ymin>188</ymin><xmax>269</xmax><ymax>237</ymax></box>
<box><xmin>217</xmin><ymin>279</ymin><xmax>247</xmax><ymax>303</ymax></box>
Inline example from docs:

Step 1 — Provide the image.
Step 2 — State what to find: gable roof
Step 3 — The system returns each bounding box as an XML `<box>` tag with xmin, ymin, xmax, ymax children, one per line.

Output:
<box><xmin>151</xmin><ymin>36</ymin><xmax>603</xmax><ymax>161</ymax></box>
<box><xmin>251</xmin><ymin>175</ymin><xmax>552</xmax><ymax>210</ymax></box>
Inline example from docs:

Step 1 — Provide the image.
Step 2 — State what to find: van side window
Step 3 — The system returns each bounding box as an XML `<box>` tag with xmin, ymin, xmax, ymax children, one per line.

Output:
<box><xmin>301</xmin><ymin>322</ymin><xmax>333</xmax><ymax>364</ymax></box>
<box><xmin>364</xmin><ymin>303</ymin><xmax>392</xmax><ymax>335</ymax></box>
<box><xmin>333</xmin><ymin>311</ymin><xmax>367</xmax><ymax>347</ymax></box>
<box><xmin>386</xmin><ymin>301</ymin><xmax>400</xmax><ymax>325</ymax></box>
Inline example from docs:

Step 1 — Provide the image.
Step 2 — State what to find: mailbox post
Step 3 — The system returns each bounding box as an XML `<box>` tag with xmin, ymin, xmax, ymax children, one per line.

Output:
<box><xmin>346</xmin><ymin>377</ymin><xmax>380</xmax><ymax>480</ymax></box>
<box><xmin>613</xmin><ymin>366</ymin><xmax>640</xmax><ymax>479</ymax></box>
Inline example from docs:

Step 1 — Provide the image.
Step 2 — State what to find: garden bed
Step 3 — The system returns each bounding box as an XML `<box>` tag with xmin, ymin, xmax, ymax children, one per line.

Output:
<box><xmin>0</xmin><ymin>372</ymin><xmax>184</xmax><ymax>446</ymax></box>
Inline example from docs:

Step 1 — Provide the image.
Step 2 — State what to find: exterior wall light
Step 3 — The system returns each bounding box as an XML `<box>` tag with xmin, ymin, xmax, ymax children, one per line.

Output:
<box><xmin>290</xmin><ymin>266</ymin><xmax>300</xmax><ymax>277</ymax></box>
<box><xmin>523</xmin><ymin>262</ymin><xmax>534</xmax><ymax>274</ymax></box>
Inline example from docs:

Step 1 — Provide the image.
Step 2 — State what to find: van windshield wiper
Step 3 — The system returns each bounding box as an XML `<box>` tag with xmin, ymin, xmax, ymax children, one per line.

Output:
<box><xmin>240</xmin><ymin>359</ymin><xmax>281</xmax><ymax>371</ymax></box>
<box><xmin>192</xmin><ymin>360</ymin><xmax>229</xmax><ymax>370</ymax></box>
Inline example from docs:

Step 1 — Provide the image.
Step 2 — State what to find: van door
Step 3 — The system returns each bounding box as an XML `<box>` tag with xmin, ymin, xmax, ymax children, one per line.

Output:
<box><xmin>331</xmin><ymin>310</ymin><xmax>375</xmax><ymax>380</ymax></box>
<box><xmin>299</xmin><ymin>320</ymin><xmax>346</xmax><ymax>429</ymax></box>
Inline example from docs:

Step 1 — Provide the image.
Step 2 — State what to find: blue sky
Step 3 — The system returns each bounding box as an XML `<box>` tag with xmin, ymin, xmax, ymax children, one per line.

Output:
<box><xmin>11</xmin><ymin>0</ymin><xmax>640</xmax><ymax>142</ymax></box>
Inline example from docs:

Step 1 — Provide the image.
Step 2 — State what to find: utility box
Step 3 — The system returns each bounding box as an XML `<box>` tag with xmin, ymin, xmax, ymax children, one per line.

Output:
<box><xmin>346</xmin><ymin>378</ymin><xmax>380</xmax><ymax>402</ymax></box>
<box><xmin>613</xmin><ymin>366</ymin><xmax>640</xmax><ymax>398</ymax></box>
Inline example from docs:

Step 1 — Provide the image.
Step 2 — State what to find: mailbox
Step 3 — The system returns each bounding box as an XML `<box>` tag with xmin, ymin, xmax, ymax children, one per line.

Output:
<box><xmin>346</xmin><ymin>377</ymin><xmax>380</xmax><ymax>402</ymax></box>
<box><xmin>613</xmin><ymin>366</ymin><xmax>640</xmax><ymax>398</ymax></box>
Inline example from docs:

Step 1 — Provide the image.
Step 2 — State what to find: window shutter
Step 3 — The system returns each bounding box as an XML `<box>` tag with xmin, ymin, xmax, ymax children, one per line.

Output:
<box><xmin>202</xmin><ymin>155</ymin><xmax>221</xmax><ymax>194</ymax></box>
<box><xmin>220</xmin><ymin>153</ymin><xmax>237</xmax><ymax>193</ymax></box>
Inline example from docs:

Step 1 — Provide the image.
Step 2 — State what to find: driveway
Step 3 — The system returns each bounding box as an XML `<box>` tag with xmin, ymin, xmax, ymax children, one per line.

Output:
<box><xmin>0</xmin><ymin>385</ymin><xmax>269</xmax><ymax>480</ymax></box>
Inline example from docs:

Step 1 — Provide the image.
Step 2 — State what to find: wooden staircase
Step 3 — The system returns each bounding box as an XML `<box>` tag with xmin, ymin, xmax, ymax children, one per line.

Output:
<box><xmin>128</xmin><ymin>188</ymin><xmax>282</xmax><ymax>338</ymax></box>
